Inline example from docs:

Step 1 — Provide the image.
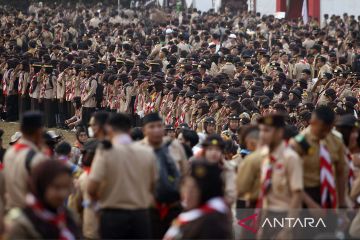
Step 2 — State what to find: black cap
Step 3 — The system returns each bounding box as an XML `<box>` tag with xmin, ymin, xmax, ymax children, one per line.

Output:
<box><xmin>204</xmin><ymin>117</ymin><xmax>216</xmax><ymax>124</ymax></box>
<box><xmin>335</xmin><ymin>114</ymin><xmax>359</xmax><ymax>128</ymax></box>
<box><xmin>21</xmin><ymin>111</ymin><xmax>44</xmax><ymax>131</ymax></box>
<box><xmin>142</xmin><ymin>112</ymin><xmax>162</xmax><ymax>126</ymax></box>
<box><xmin>202</xmin><ymin>134</ymin><xmax>225</xmax><ymax>149</ymax></box>
<box><xmin>177</xmin><ymin>123</ymin><xmax>190</xmax><ymax>129</ymax></box>
<box><xmin>258</xmin><ymin>113</ymin><xmax>286</xmax><ymax>128</ymax></box>
<box><xmin>228</xmin><ymin>113</ymin><xmax>240</xmax><ymax>120</ymax></box>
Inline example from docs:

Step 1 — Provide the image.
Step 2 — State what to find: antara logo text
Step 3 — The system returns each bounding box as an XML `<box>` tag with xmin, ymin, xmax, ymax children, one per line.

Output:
<box><xmin>237</xmin><ymin>214</ymin><xmax>326</xmax><ymax>234</ymax></box>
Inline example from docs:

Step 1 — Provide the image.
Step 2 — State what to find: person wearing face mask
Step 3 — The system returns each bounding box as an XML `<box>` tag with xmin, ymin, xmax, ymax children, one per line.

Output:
<box><xmin>3</xmin><ymin>111</ymin><xmax>48</xmax><ymax>209</ymax></box>
<box><xmin>6</xmin><ymin>160</ymin><xmax>80</xmax><ymax>239</ymax></box>
<box><xmin>139</xmin><ymin>112</ymin><xmax>188</xmax><ymax>238</ymax></box>
<box><xmin>87</xmin><ymin>111</ymin><xmax>109</xmax><ymax>140</ymax></box>
<box><xmin>163</xmin><ymin>161</ymin><xmax>232</xmax><ymax>240</ymax></box>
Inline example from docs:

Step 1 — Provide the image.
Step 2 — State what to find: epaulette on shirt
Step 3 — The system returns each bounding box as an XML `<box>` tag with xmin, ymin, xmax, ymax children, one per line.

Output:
<box><xmin>99</xmin><ymin>140</ymin><xmax>112</xmax><ymax>150</ymax></box>
<box><xmin>294</xmin><ymin>134</ymin><xmax>311</xmax><ymax>155</ymax></box>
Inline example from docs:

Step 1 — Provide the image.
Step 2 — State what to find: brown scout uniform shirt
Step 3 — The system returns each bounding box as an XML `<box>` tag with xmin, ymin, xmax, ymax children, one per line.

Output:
<box><xmin>261</xmin><ymin>142</ymin><xmax>303</xmax><ymax>211</ymax></box>
<box><xmin>89</xmin><ymin>140</ymin><xmax>158</xmax><ymax>210</ymax></box>
<box><xmin>290</xmin><ymin>127</ymin><xmax>346</xmax><ymax>189</ymax></box>
<box><xmin>3</xmin><ymin>138</ymin><xmax>48</xmax><ymax>209</ymax></box>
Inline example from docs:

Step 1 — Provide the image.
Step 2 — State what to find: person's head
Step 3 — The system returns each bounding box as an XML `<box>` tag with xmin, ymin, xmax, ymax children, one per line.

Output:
<box><xmin>335</xmin><ymin>114</ymin><xmax>359</xmax><ymax>151</ymax></box>
<box><xmin>181</xmin><ymin>161</ymin><xmax>224</xmax><ymax>210</ymax></box>
<box><xmin>203</xmin><ymin>117</ymin><xmax>216</xmax><ymax>134</ymax></box>
<box><xmin>88</xmin><ymin>111</ymin><xmax>109</xmax><ymax>139</ymax></box>
<box><xmin>316</xmin><ymin>56</ymin><xmax>327</xmax><ymax>68</ymax></box>
<box><xmin>239</xmin><ymin>125</ymin><xmax>260</xmax><ymax>151</ymax></box>
<box><xmin>142</xmin><ymin>112</ymin><xmax>164</xmax><ymax>147</ymax></box>
<box><xmin>29</xmin><ymin>160</ymin><xmax>72</xmax><ymax>210</ymax></box>
<box><xmin>74</xmin><ymin>126</ymin><xmax>87</xmax><ymax>145</ymax></box>
<box><xmin>228</xmin><ymin>114</ymin><xmax>240</xmax><ymax>131</ymax></box>
<box><xmin>106</xmin><ymin>113</ymin><xmax>132</xmax><ymax>139</ymax></box>
<box><xmin>258</xmin><ymin>114</ymin><xmax>286</xmax><ymax>150</ymax></box>
<box><xmin>54</xmin><ymin>141</ymin><xmax>72</xmax><ymax>159</ymax></box>
<box><xmin>130</xmin><ymin>127</ymin><xmax>144</xmax><ymax>141</ymax></box>
<box><xmin>178</xmin><ymin>129</ymin><xmax>199</xmax><ymax>148</ymax></box>
<box><xmin>20</xmin><ymin>111</ymin><xmax>44</xmax><ymax>147</ymax></box>
<box><xmin>72</xmin><ymin>97</ymin><xmax>81</xmax><ymax>110</ymax></box>
<box><xmin>81</xmin><ymin>139</ymin><xmax>99</xmax><ymax>167</ymax></box>
<box><xmin>310</xmin><ymin>105</ymin><xmax>335</xmax><ymax>139</ymax></box>
<box><xmin>165</xmin><ymin>124</ymin><xmax>176</xmax><ymax>139</ymax></box>
<box><xmin>202</xmin><ymin>134</ymin><xmax>225</xmax><ymax>164</ymax></box>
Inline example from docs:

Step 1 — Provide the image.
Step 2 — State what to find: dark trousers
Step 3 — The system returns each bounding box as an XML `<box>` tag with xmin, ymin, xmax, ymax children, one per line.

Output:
<box><xmin>19</xmin><ymin>95</ymin><xmax>31</xmax><ymax>120</ymax></box>
<box><xmin>43</xmin><ymin>98</ymin><xmax>55</xmax><ymax>128</ymax></box>
<box><xmin>6</xmin><ymin>94</ymin><xmax>18</xmax><ymax>121</ymax></box>
<box><xmin>30</xmin><ymin>98</ymin><xmax>39</xmax><ymax>111</ymax></box>
<box><xmin>82</xmin><ymin>107</ymin><xmax>95</xmax><ymax>127</ymax></box>
<box><xmin>56</xmin><ymin>100</ymin><xmax>65</xmax><ymax>128</ymax></box>
<box><xmin>99</xmin><ymin>208</ymin><xmax>151</xmax><ymax>239</ymax></box>
<box><xmin>65</xmin><ymin>101</ymin><xmax>73</xmax><ymax>120</ymax></box>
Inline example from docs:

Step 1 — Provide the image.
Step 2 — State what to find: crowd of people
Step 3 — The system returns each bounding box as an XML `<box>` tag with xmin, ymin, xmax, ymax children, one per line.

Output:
<box><xmin>0</xmin><ymin>0</ymin><xmax>360</xmax><ymax>239</ymax></box>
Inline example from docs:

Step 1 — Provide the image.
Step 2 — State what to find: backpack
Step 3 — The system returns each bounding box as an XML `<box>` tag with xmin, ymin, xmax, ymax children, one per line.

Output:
<box><xmin>154</xmin><ymin>141</ymin><xmax>180</xmax><ymax>203</ymax></box>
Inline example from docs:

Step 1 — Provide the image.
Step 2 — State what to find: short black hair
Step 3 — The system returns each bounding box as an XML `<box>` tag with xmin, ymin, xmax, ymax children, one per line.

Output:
<box><xmin>92</xmin><ymin>111</ymin><xmax>109</xmax><ymax>127</ymax></box>
<box><xmin>55</xmin><ymin>141</ymin><xmax>72</xmax><ymax>155</ymax></box>
<box><xmin>182</xmin><ymin>129</ymin><xmax>199</xmax><ymax>148</ymax></box>
<box><xmin>107</xmin><ymin>113</ymin><xmax>132</xmax><ymax>132</ymax></box>
<box><xmin>130</xmin><ymin>127</ymin><xmax>144</xmax><ymax>141</ymax></box>
<box><xmin>313</xmin><ymin>105</ymin><xmax>335</xmax><ymax>125</ymax></box>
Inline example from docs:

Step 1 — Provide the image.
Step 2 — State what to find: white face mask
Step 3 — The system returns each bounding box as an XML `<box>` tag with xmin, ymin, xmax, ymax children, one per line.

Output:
<box><xmin>88</xmin><ymin>127</ymin><xmax>95</xmax><ymax>138</ymax></box>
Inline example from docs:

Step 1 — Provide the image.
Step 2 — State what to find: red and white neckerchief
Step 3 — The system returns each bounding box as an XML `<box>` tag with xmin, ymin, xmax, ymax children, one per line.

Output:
<box><xmin>2</xmin><ymin>69</ymin><xmax>12</xmax><ymax>96</ymax></box>
<box><xmin>165</xmin><ymin>111</ymin><xmax>173</xmax><ymax>125</ymax></box>
<box><xmin>163</xmin><ymin>197</ymin><xmax>228</xmax><ymax>240</ymax></box>
<box><xmin>145</xmin><ymin>92</ymin><xmax>159</xmax><ymax>114</ymax></box>
<box><xmin>65</xmin><ymin>78</ymin><xmax>73</xmax><ymax>102</ymax></box>
<box><xmin>320</xmin><ymin>143</ymin><xmax>337</xmax><ymax>208</ymax></box>
<box><xmin>346</xmin><ymin>149</ymin><xmax>355</xmax><ymax>190</ymax></box>
<box><xmin>299</xmin><ymin>59</ymin><xmax>308</xmax><ymax>64</ymax></box>
<box><xmin>256</xmin><ymin>155</ymin><xmax>276</xmax><ymax>210</ymax></box>
<box><xmin>40</xmin><ymin>75</ymin><xmax>47</xmax><ymax>98</ymax></box>
<box><xmin>18</xmin><ymin>72</ymin><xmax>24</xmax><ymax>94</ymax></box>
<box><xmin>30</xmin><ymin>71</ymin><xmax>38</xmax><ymax>92</ymax></box>
<box><xmin>26</xmin><ymin>194</ymin><xmax>75</xmax><ymax>240</ymax></box>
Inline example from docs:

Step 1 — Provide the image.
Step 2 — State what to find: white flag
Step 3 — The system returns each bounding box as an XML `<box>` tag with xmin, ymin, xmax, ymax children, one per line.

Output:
<box><xmin>302</xmin><ymin>0</ymin><xmax>308</xmax><ymax>24</ymax></box>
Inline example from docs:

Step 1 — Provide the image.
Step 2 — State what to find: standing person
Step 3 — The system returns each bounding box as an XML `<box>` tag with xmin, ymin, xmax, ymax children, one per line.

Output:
<box><xmin>29</xmin><ymin>63</ymin><xmax>42</xmax><ymax>111</ymax></box>
<box><xmin>55</xmin><ymin>63</ymin><xmax>67</xmax><ymax>128</ymax></box>
<box><xmin>164</xmin><ymin>161</ymin><xmax>232</xmax><ymax>240</ymax></box>
<box><xmin>4</xmin><ymin>59</ymin><xmax>20</xmax><ymax>121</ymax></box>
<box><xmin>6</xmin><ymin>160</ymin><xmax>80</xmax><ymax>239</ymax></box>
<box><xmin>88</xmin><ymin>113</ymin><xmax>157</xmax><ymax>239</ymax></box>
<box><xmin>18</xmin><ymin>60</ymin><xmax>31</xmax><ymax>120</ymax></box>
<box><xmin>3</xmin><ymin>111</ymin><xmax>48</xmax><ymax>209</ymax></box>
<box><xmin>82</xmin><ymin>66</ymin><xmax>97</xmax><ymax>127</ymax></box>
<box><xmin>290</xmin><ymin>105</ymin><xmax>347</xmax><ymax>209</ymax></box>
<box><xmin>41</xmin><ymin>65</ymin><xmax>56</xmax><ymax>128</ymax></box>
<box><xmin>140</xmin><ymin>112</ymin><xmax>188</xmax><ymax>238</ymax></box>
<box><xmin>256</xmin><ymin>113</ymin><xmax>303</xmax><ymax>240</ymax></box>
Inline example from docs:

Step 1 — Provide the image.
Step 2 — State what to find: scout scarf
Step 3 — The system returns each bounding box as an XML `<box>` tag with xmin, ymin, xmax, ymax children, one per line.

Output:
<box><xmin>2</xmin><ymin>69</ymin><xmax>13</xmax><ymax>95</ymax></box>
<box><xmin>346</xmin><ymin>149</ymin><xmax>355</xmax><ymax>190</ymax></box>
<box><xmin>256</xmin><ymin>155</ymin><xmax>276</xmax><ymax>210</ymax></box>
<box><xmin>163</xmin><ymin>197</ymin><xmax>228</xmax><ymax>240</ymax></box>
<box><xmin>26</xmin><ymin>194</ymin><xmax>75</xmax><ymax>240</ymax></box>
<box><xmin>319</xmin><ymin>143</ymin><xmax>337</xmax><ymax>208</ymax></box>
<box><xmin>29</xmin><ymin>73</ymin><xmax>38</xmax><ymax>94</ymax></box>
